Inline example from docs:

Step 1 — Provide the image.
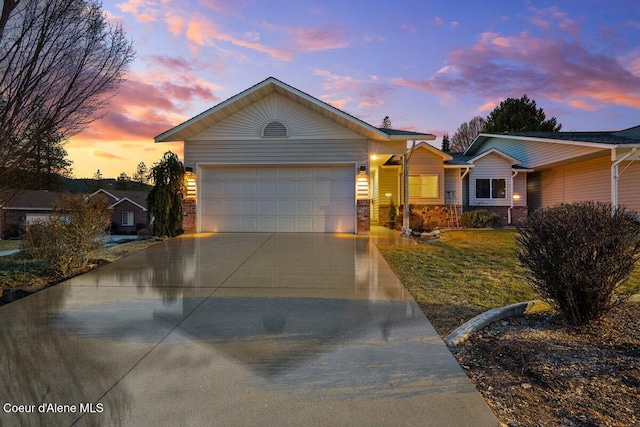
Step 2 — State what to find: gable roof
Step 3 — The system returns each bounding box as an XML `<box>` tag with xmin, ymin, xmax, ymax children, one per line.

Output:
<box><xmin>466</xmin><ymin>124</ymin><xmax>640</xmax><ymax>155</ymax></box>
<box><xmin>468</xmin><ymin>148</ymin><xmax>521</xmax><ymax>165</ymax></box>
<box><xmin>91</xmin><ymin>189</ymin><xmax>148</xmax><ymax>210</ymax></box>
<box><xmin>412</xmin><ymin>142</ymin><xmax>453</xmax><ymax>161</ymax></box>
<box><xmin>155</xmin><ymin>77</ymin><xmax>435</xmax><ymax>143</ymax></box>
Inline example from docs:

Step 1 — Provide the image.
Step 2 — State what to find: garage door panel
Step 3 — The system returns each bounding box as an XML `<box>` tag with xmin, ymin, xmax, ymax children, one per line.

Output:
<box><xmin>200</xmin><ymin>165</ymin><xmax>355</xmax><ymax>232</ymax></box>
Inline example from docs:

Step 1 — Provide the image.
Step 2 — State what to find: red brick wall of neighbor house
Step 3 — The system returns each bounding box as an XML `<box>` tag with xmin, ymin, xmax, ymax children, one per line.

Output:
<box><xmin>463</xmin><ymin>206</ymin><xmax>528</xmax><ymax>225</ymax></box>
<box><xmin>1</xmin><ymin>209</ymin><xmax>52</xmax><ymax>237</ymax></box>
<box><xmin>182</xmin><ymin>198</ymin><xmax>196</xmax><ymax>233</ymax></box>
<box><xmin>357</xmin><ymin>200</ymin><xmax>370</xmax><ymax>234</ymax></box>
<box><xmin>111</xmin><ymin>200</ymin><xmax>147</xmax><ymax>234</ymax></box>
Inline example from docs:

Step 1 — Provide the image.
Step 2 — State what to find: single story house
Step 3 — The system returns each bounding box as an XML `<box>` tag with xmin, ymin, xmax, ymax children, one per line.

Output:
<box><xmin>154</xmin><ymin>77</ymin><xmax>640</xmax><ymax>233</ymax></box>
<box><xmin>155</xmin><ymin>77</ymin><xmax>435</xmax><ymax>234</ymax></box>
<box><xmin>91</xmin><ymin>189</ymin><xmax>149</xmax><ymax>234</ymax></box>
<box><xmin>0</xmin><ymin>190</ymin><xmax>60</xmax><ymax>238</ymax></box>
<box><xmin>464</xmin><ymin>127</ymin><xmax>640</xmax><ymax>223</ymax></box>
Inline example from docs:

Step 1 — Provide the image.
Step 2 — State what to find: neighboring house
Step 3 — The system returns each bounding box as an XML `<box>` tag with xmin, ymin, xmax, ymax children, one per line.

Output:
<box><xmin>91</xmin><ymin>189</ymin><xmax>149</xmax><ymax>234</ymax></box>
<box><xmin>0</xmin><ymin>190</ymin><xmax>61</xmax><ymax>238</ymax></box>
<box><xmin>155</xmin><ymin>77</ymin><xmax>435</xmax><ymax>234</ymax></box>
<box><xmin>464</xmin><ymin>126</ymin><xmax>640</xmax><ymax>222</ymax></box>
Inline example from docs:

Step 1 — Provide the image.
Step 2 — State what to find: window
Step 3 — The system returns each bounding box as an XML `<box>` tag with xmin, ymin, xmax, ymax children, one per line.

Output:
<box><xmin>476</xmin><ymin>178</ymin><xmax>506</xmax><ymax>199</ymax></box>
<box><xmin>409</xmin><ymin>175</ymin><xmax>438</xmax><ymax>198</ymax></box>
<box><xmin>122</xmin><ymin>211</ymin><xmax>134</xmax><ymax>226</ymax></box>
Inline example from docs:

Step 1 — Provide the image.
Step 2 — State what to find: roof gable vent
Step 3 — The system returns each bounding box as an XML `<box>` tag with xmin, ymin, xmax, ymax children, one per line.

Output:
<box><xmin>262</xmin><ymin>120</ymin><xmax>288</xmax><ymax>138</ymax></box>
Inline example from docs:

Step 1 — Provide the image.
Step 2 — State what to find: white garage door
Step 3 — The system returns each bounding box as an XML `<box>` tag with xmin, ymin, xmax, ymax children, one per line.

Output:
<box><xmin>200</xmin><ymin>165</ymin><xmax>355</xmax><ymax>232</ymax></box>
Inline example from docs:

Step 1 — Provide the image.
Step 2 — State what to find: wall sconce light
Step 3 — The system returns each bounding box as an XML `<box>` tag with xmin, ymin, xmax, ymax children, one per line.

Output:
<box><xmin>513</xmin><ymin>193</ymin><xmax>521</xmax><ymax>201</ymax></box>
<box><xmin>359</xmin><ymin>165</ymin><xmax>367</xmax><ymax>173</ymax></box>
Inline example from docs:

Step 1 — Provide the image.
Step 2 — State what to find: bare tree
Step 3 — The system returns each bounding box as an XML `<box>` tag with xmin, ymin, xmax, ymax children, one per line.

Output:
<box><xmin>0</xmin><ymin>0</ymin><xmax>135</xmax><ymax>201</ymax></box>
<box><xmin>450</xmin><ymin>116</ymin><xmax>487</xmax><ymax>153</ymax></box>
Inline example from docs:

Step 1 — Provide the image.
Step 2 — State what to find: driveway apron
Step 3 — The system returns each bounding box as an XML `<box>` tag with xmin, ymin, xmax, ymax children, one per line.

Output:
<box><xmin>0</xmin><ymin>233</ymin><xmax>499</xmax><ymax>426</ymax></box>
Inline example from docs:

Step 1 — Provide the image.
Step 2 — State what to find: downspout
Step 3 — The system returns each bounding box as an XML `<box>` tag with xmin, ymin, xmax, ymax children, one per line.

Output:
<box><xmin>460</xmin><ymin>167</ymin><xmax>470</xmax><ymax>213</ymax></box>
<box><xmin>611</xmin><ymin>147</ymin><xmax>637</xmax><ymax>208</ymax></box>
<box><xmin>402</xmin><ymin>140</ymin><xmax>417</xmax><ymax>237</ymax></box>
<box><xmin>508</xmin><ymin>170</ymin><xmax>519</xmax><ymax>225</ymax></box>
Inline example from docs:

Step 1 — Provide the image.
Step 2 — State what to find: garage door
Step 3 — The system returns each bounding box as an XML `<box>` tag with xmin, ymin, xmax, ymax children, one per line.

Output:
<box><xmin>200</xmin><ymin>165</ymin><xmax>355</xmax><ymax>232</ymax></box>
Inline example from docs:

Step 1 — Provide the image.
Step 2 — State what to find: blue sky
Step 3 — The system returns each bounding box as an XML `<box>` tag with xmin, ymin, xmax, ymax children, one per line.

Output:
<box><xmin>67</xmin><ymin>0</ymin><xmax>640</xmax><ymax>177</ymax></box>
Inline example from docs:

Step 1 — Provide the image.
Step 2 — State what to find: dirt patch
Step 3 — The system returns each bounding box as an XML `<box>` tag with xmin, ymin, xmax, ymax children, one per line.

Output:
<box><xmin>452</xmin><ymin>304</ymin><xmax>640</xmax><ymax>426</ymax></box>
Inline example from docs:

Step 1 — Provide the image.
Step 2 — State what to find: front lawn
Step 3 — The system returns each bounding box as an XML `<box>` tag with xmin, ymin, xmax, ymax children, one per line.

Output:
<box><xmin>379</xmin><ymin>229</ymin><xmax>536</xmax><ymax>335</ymax></box>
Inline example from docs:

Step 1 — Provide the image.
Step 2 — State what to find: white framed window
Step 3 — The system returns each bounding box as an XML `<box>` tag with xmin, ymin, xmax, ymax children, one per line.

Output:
<box><xmin>409</xmin><ymin>175</ymin><xmax>439</xmax><ymax>198</ymax></box>
<box><xmin>122</xmin><ymin>211</ymin><xmax>134</xmax><ymax>226</ymax></box>
<box><xmin>476</xmin><ymin>178</ymin><xmax>506</xmax><ymax>199</ymax></box>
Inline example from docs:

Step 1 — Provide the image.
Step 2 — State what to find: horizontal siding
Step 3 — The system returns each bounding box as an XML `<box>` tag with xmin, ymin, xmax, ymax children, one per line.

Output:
<box><xmin>537</xmin><ymin>156</ymin><xmax>611</xmax><ymax>208</ymax></box>
<box><xmin>513</xmin><ymin>173</ymin><xmax>527</xmax><ymax>207</ymax></box>
<box><xmin>445</xmin><ymin>169</ymin><xmax>461</xmax><ymax>204</ymax></box>
<box><xmin>191</xmin><ymin>92</ymin><xmax>363</xmax><ymax>140</ymax></box>
<box><xmin>185</xmin><ymin>139</ymin><xmax>368</xmax><ymax>168</ymax></box>
<box><xmin>618</xmin><ymin>161</ymin><xmax>640</xmax><ymax>213</ymax></box>
<box><xmin>563</xmin><ymin>156</ymin><xmax>610</xmax><ymax>203</ymax></box>
<box><xmin>469</xmin><ymin>152</ymin><xmax>512</xmax><ymax>206</ymax></box>
<box><xmin>378</xmin><ymin>167</ymin><xmax>399</xmax><ymax>206</ymax></box>
<box><xmin>480</xmin><ymin>137</ymin><xmax>605</xmax><ymax>168</ymax></box>
<box><xmin>409</xmin><ymin>148</ymin><xmax>445</xmax><ymax>205</ymax></box>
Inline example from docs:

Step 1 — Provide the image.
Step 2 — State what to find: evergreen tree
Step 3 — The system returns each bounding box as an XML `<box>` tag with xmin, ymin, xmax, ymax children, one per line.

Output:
<box><xmin>380</xmin><ymin>116</ymin><xmax>392</xmax><ymax>129</ymax></box>
<box><xmin>484</xmin><ymin>95</ymin><xmax>562</xmax><ymax>133</ymax></box>
<box><xmin>441</xmin><ymin>133</ymin><xmax>451</xmax><ymax>153</ymax></box>
<box><xmin>147</xmin><ymin>152</ymin><xmax>185</xmax><ymax>237</ymax></box>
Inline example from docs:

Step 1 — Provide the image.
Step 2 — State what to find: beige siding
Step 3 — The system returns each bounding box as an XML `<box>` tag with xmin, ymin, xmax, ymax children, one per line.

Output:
<box><xmin>191</xmin><ymin>92</ymin><xmax>363</xmax><ymax>141</ymax></box>
<box><xmin>371</xmin><ymin>169</ymin><xmax>379</xmax><ymax>224</ymax></box>
<box><xmin>185</xmin><ymin>139</ymin><xmax>368</xmax><ymax>168</ymax></box>
<box><xmin>480</xmin><ymin>137</ymin><xmax>606</xmax><ymax>168</ymax></box>
<box><xmin>469</xmin><ymin>152</ymin><xmax>512</xmax><ymax>207</ymax></box>
<box><xmin>513</xmin><ymin>173</ymin><xmax>527</xmax><ymax>207</ymax></box>
<box><xmin>378</xmin><ymin>167</ymin><xmax>400</xmax><ymax>207</ymax></box>
<box><xmin>408</xmin><ymin>148</ymin><xmax>445</xmax><ymax>205</ymax></box>
<box><xmin>536</xmin><ymin>156</ymin><xmax>611</xmax><ymax>208</ymax></box>
<box><xmin>618</xmin><ymin>161</ymin><xmax>640</xmax><ymax>213</ymax></box>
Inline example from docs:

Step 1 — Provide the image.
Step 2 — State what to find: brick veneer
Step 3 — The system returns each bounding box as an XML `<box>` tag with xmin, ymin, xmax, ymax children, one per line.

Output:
<box><xmin>356</xmin><ymin>200</ymin><xmax>370</xmax><ymax>234</ymax></box>
<box><xmin>182</xmin><ymin>198</ymin><xmax>197</xmax><ymax>233</ymax></box>
<box><xmin>463</xmin><ymin>206</ymin><xmax>528</xmax><ymax>225</ymax></box>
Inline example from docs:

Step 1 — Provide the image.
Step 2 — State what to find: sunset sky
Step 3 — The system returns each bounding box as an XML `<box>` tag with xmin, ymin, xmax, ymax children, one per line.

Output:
<box><xmin>67</xmin><ymin>0</ymin><xmax>640</xmax><ymax>178</ymax></box>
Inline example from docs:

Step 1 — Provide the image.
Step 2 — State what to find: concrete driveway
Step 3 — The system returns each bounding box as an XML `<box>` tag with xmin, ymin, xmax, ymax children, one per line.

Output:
<box><xmin>0</xmin><ymin>232</ymin><xmax>498</xmax><ymax>426</ymax></box>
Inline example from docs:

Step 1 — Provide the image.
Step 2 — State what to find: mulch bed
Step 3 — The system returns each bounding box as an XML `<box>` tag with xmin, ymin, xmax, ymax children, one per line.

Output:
<box><xmin>451</xmin><ymin>304</ymin><xmax>640</xmax><ymax>427</ymax></box>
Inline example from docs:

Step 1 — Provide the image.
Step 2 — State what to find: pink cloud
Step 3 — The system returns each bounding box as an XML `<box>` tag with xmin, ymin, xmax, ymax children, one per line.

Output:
<box><xmin>401</xmin><ymin>23</ymin><xmax>418</xmax><ymax>34</ymax></box>
<box><xmin>116</xmin><ymin>0</ymin><xmax>156</xmax><ymax>23</ymax></box>
<box><xmin>166</xmin><ymin>14</ymin><xmax>186</xmax><ymax>35</ymax></box>
<box><xmin>185</xmin><ymin>14</ymin><xmax>293</xmax><ymax>60</ymax></box>
<box><xmin>313</xmin><ymin>69</ymin><xmax>393</xmax><ymax>111</ymax></box>
<box><xmin>392</xmin><ymin>30</ymin><xmax>640</xmax><ymax>111</ymax></box>
<box><xmin>287</xmin><ymin>26</ymin><xmax>349</xmax><ymax>52</ymax></box>
<box><xmin>431</xmin><ymin>17</ymin><xmax>444</xmax><ymax>26</ymax></box>
<box><xmin>144</xmin><ymin>55</ymin><xmax>192</xmax><ymax>72</ymax></box>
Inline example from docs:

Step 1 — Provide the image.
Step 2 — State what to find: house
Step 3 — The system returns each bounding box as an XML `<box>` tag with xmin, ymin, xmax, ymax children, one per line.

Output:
<box><xmin>464</xmin><ymin>126</ymin><xmax>640</xmax><ymax>222</ymax></box>
<box><xmin>154</xmin><ymin>76</ymin><xmax>640</xmax><ymax>233</ymax></box>
<box><xmin>0</xmin><ymin>190</ymin><xmax>61</xmax><ymax>238</ymax></box>
<box><xmin>155</xmin><ymin>77</ymin><xmax>435</xmax><ymax>234</ymax></box>
<box><xmin>91</xmin><ymin>189</ymin><xmax>149</xmax><ymax>234</ymax></box>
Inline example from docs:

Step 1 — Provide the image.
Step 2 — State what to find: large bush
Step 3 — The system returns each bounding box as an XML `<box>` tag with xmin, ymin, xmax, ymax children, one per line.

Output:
<box><xmin>460</xmin><ymin>210</ymin><xmax>501</xmax><ymax>228</ymax></box>
<box><xmin>516</xmin><ymin>202</ymin><xmax>640</xmax><ymax>325</ymax></box>
<box><xmin>22</xmin><ymin>194</ymin><xmax>111</xmax><ymax>276</ymax></box>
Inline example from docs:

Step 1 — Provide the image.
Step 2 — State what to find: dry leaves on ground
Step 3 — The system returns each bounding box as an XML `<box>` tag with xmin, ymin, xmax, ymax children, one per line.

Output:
<box><xmin>452</xmin><ymin>304</ymin><xmax>640</xmax><ymax>427</ymax></box>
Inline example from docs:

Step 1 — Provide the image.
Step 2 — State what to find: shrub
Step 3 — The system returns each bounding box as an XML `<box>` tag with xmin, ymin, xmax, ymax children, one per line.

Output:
<box><xmin>516</xmin><ymin>202</ymin><xmax>640</xmax><ymax>325</ymax></box>
<box><xmin>21</xmin><ymin>194</ymin><xmax>111</xmax><ymax>276</ymax></box>
<box><xmin>460</xmin><ymin>210</ymin><xmax>501</xmax><ymax>228</ymax></box>
<box><xmin>409</xmin><ymin>205</ymin><xmax>425</xmax><ymax>233</ymax></box>
<box><xmin>388</xmin><ymin>198</ymin><xmax>397</xmax><ymax>229</ymax></box>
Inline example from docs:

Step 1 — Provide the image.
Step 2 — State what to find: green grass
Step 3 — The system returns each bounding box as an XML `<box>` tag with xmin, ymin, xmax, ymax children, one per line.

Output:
<box><xmin>379</xmin><ymin>229</ymin><xmax>536</xmax><ymax>336</ymax></box>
